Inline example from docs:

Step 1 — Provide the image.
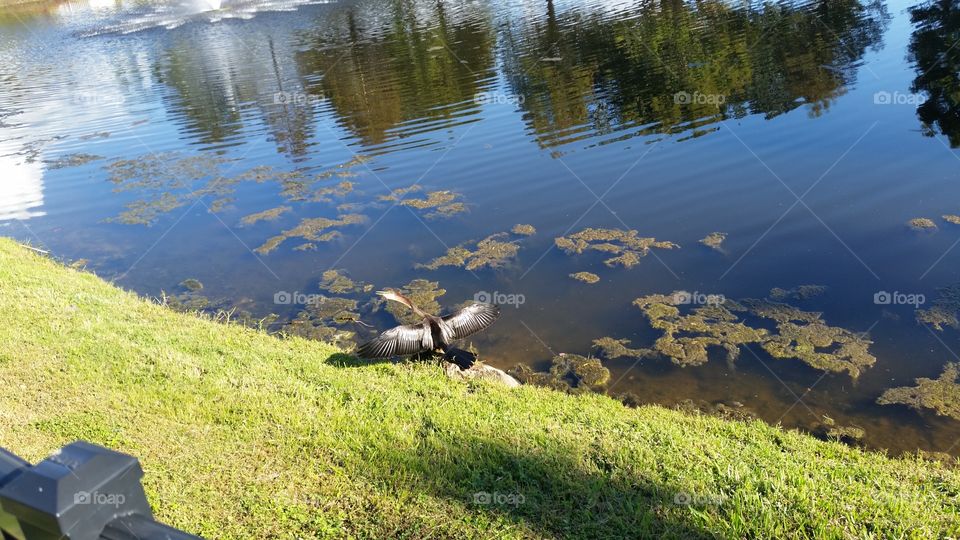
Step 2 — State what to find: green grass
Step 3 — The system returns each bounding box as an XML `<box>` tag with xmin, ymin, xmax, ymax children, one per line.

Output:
<box><xmin>0</xmin><ymin>237</ymin><xmax>958</xmax><ymax>539</ymax></box>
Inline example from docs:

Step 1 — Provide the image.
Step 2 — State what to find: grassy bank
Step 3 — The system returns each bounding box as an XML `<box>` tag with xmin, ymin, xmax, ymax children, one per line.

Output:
<box><xmin>0</xmin><ymin>237</ymin><xmax>957</xmax><ymax>538</ymax></box>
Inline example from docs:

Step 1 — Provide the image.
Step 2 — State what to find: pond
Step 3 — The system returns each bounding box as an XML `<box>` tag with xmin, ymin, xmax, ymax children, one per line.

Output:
<box><xmin>3</xmin><ymin>0</ymin><xmax>960</xmax><ymax>457</ymax></box>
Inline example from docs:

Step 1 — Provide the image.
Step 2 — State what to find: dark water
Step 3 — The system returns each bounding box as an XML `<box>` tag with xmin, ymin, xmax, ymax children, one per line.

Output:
<box><xmin>4</xmin><ymin>0</ymin><xmax>960</xmax><ymax>456</ymax></box>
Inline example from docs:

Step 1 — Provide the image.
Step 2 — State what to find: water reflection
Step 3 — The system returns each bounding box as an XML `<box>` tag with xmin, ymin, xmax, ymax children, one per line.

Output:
<box><xmin>502</xmin><ymin>0</ymin><xmax>888</xmax><ymax>148</ymax></box>
<box><xmin>910</xmin><ymin>0</ymin><xmax>960</xmax><ymax>146</ymax></box>
<box><xmin>0</xmin><ymin>141</ymin><xmax>45</xmax><ymax>221</ymax></box>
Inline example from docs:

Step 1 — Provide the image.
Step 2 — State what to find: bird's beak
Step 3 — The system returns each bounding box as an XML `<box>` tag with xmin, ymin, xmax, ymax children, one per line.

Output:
<box><xmin>375</xmin><ymin>290</ymin><xmax>391</xmax><ymax>297</ymax></box>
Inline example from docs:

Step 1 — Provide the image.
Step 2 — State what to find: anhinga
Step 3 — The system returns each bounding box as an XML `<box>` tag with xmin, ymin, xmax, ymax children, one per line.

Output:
<box><xmin>357</xmin><ymin>290</ymin><xmax>500</xmax><ymax>359</ymax></box>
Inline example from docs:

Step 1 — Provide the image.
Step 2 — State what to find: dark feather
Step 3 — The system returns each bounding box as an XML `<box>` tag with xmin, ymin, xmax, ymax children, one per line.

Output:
<box><xmin>442</xmin><ymin>303</ymin><xmax>501</xmax><ymax>341</ymax></box>
<box><xmin>357</xmin><ymin>324</ymin><xmax>431</xmax><ymax>359</ymax></box>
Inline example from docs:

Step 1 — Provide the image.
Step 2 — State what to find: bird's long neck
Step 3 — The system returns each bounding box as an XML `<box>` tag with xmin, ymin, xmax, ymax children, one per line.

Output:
<box><xmin>390</xmin><ymin>292</ymin><xmax>428</xmax><ymax>318</ymax></box>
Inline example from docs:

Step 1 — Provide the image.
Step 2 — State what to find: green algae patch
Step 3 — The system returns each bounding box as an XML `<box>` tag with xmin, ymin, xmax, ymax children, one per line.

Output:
<box><xmin>511</xmin><ymin>224</ymin><xmax>537</xmax><ymax>236</ymax></box>
<box><xmin>592</xmin><ymin>336</ymin><xmax>656</xmax><ymax>360</ymax></box>
<box><xmin>673</xmin><ymin>399</ymin><xmax>758</xmax><ymax>422</ymax></box>
<box><xmin>570</xmin><ymin>271</ymin><xmax>600</xmax><ymax>284</ymax></box>
<box><xmin>510</xmin><ymin>354</ymin><xmax>610</xmax><ymax>394</ymax></box>
<box><xmin>698</xmin><ymin>232</ymin><xmax>726</xmax><ymax>250</ymax></box>
<box><xmin>909</xmin><ymin>217</ymin><xmax>938</xmax><ymax>230</ymax></box>
<box><xmin>769</xmin><ymin>285</ymin><xmax>828</xmax><ymax>301</ymax></box>
<box><xmin>318</xmin><ymin>269</ymin><xmax>373</xmax><ymax>295</ymax></box>
<box><xmin>944</xmin><ymin>215</ymin><xmax>960</xmax><ymax>225</ymax></box>
<box><xmin>555</xmin><ymin>228</ymin><xmax>678</xmax><ymax>268</ymax></box>
<box><xmin>180</xmin><ymin>279</ymin><xmax>203</xmax><ymax>292</ymax></box>
<box><xmin>628</xmin><ymin>294</ymin><xmax>876</xmax><ymax>377</ymax></box>
<box><xmin>239</xmin><ymin>206</ymin><xmax>292</xmax><ymax>227</ymax></box>
<box><xmin>254</xmin><ymin>214</ymin><xmax>366</xmax><ymax>255</ymax></box>
<box><xmin>917</xmin><ymin>283</ymin><xmax>960</xmax><ymax>331</ymax></box>
<box><xmin>878</xmin><ymin>362</ymin><xmax>960</xmax><ymax>420</ymax></box>
<box><xmin>419</xmin><ymin>233</ymin><xmax>520</xmax><ymax>271</ymax></box>
<box><xmin>44</xmin><ymin>153</ymin><xmax>104</xmax><ymax>170</ymax></box>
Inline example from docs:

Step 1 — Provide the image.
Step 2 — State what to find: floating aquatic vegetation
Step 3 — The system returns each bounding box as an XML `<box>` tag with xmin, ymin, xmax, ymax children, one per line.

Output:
<box><xmin>554</xmin><ymin>228</ymin><xmax>679</xmax><ymax>268</ymax></box>
<box><xmin>511</xmin><ymin>224</ymin><xmax>537</xmax><ymax>236</ymax></box>
<box><xmin>379</xmin><ymin>185</ymin><xmax>423</xmax><ymax>201</ymax></box>
<box><xmin>109</xmin><ymin>193</ymin><xmax>186</xmax><ymax>226</ymax></box>
<box><xmin>944</xmin><ymin>215</ymin><xmax>960</xmax><ymax>225</ymax></box>
<box><xmin>592</xmin><ymin>336</ymin><xmax>655</xmax><ymax>360</ymax></box>
<box><xmin>570</xmin><ymin>271</ymin><xmax>600</xmax><ymax>284</ymax></box>
<box><xmin>107</xmin><ymin>152</ymin><xmax>232</xmax><ymax>191</ymax></box>
<box><xmin>208</xmin><ymin>197</ymin><xmax>234</xmax><ymax>213</ymax></box>
<box><xmin>318</xmin><ymin>269</ymin><xmax>373</xmax><ymax>295</ymax></box>
<box><xmin>79</xmin><ymin>131</ymin><xmax>110</xmax><ymax>140</ymax></box>
<box><xmin>254</xmin><ymin>214</ymin><xmax>366</xmax><ymax>255</ymax></box>
<box><xmin>425</xmin><ymin>202</ymin><xmax>468</xmax><ymax>219</ymax></box>
<box><xmin>44</xmin><ymin>153</ymin><xmax>103</xmax><ymax>170</ymax></box>
<box><xmin>633</xmin><ymin>294</ymin><xmax>766</xmax><ymax>367</ymax></box>
<box><xmin>381</xmin><ymin>279</ymin><xmax>446</xmax><ymax>325</ymax></box>
<box><xmin>877</xmin><ymin>362</ymin><xmax>960</xmax><ymax>421</ymax></box>
<box><xmin>509</xmin><ymin>353</ymin><xmax>610</xmax><ymax>394</ymax></box>
<box><xmin>916</xmin><ymin>283</ymin><xmax>960</xmax><ymax>331</ymax></box>
<box><xmin>673</xmin><ymin>399</ymin><xmax>758</xmax><ymax>422</ymax></box>
<box><xmin>312</xmin><ymin>180</ymin><xmax>354</xmax><ymax>203</ymax></box>
<box><xmin>769</xmin><ymin>285</ymin><xmax>828</xmax><ymax>301</ymax></box>
<box><xmin>816</xmin><ymin>416</ymin><xmax>866</xmax><ymax>444</ymax></box>
<box><xmin>163</xmin><ymin>279</ymin><xmax>209</xmax><ymax>312</ymax></box>
<box><xmin>626</xmin><ymin>293</ymin><xmax>875</xmax><ymax>377</ymax></box>
<box><xmin>699</xmin><ymin>232</ymin><xmax>726</xmax><ymax>250</ymax></box>
<box><xmin>293</xmin><ymin>243</ymin><xmax>316</xmax><ymax>252</ymax></box>
<box><xmin>396</xmin><ymin>190</ymin><xmax>468</xmax><ymax>219</ymax></box>
<box><xmin>418</xmin><ymin>232</ymin><xmax>520</xmax><ymax>271</ymax></box>
<box><xmin>240</xmin><ymin>206</ymin><xmax>292</xmax><ymax>227</ymax></box>
<box><xmin>282</xmin><ymin>312</ymin><xmax>356</xmax><ymax>346</ymax></box>
<box><xmin>908</xmin><ymin>217</ymin><xmax>937</xmax><ymax>230</ymax></box>
<box><xmin>730</xmin><ymin>299</ymin><xmax>875</xmax><ymax>377</ymax></box>
<box><xmin>180</xmin><ymin>279</ymin><xmax>203</xmax><ymax>292</ymax></box>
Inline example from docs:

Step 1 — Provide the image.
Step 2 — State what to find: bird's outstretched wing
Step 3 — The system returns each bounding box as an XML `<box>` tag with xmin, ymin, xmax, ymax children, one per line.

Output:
<box><xmin>441</xmin><ymin>303</ymin><xmax>500</xmax><ymax>341</ymax></box>
<box><xmin>357</xmin><ymin>324</ymin><xmax>430</xmax><ymax>359</ymax></box>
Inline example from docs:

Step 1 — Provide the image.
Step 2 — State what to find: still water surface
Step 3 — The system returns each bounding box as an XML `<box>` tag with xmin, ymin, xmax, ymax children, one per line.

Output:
<box><xmin>3</xmin><ymin>0</ymin><xmax>960</xmax><ymax>456</ymax></box>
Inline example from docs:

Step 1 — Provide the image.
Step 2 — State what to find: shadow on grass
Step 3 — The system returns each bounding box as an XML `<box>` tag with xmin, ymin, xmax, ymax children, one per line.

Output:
<box><xmin>363</xmin><ymin>431</ymin><xmax>717</xmax><ymax>539</ymax></box>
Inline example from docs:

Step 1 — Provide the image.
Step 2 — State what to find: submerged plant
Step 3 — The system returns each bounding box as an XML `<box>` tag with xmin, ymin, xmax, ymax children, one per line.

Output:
<box><xmin>254</xmin><ymin>214</ymin><xmax>366</xmax><ymax>255</ymax></box>
<box><xmin>619</xmin><ymin>293</ymin><xmax>876</xmax><ymax>377</ymax></box>
<box><xmin>570</xmin><ymin>271</ymin><xmax>600</xmax><ymax>284</ymax></box>
<box><xmin>916</xmin><ymin>283</ymin><xmax>960</xmax><ymax>331</ymax></box>
<box><xmin>511</xmin><ymin>224</ymin><xmax>537</xmax><ymax>236</ymax></box>
<box><xmin>555</xmin><ymin>227</ymin><xmax>678</xmax><ymax>268</ymax></box>
<box><xmin>44</xmin><ymin>153</ymin><xmax>103</xmax><ymax>170</ymax></box>
<box><xmin>699</xmin><ymin>232</ymin><xmax>727</xmax><ymax>250</ymax></box>
<box><xmin>318</xmin><ymin>269</ymin><xmax>373</xmax><ymax>295</ymax></box>
<box><xmin>419</xmin><ymin>232</ymin><xmax>522</xmax><ymax>271</ymax></box>
<box><xmin>943</xmin><ymin>215</ymin><xmax>960</xmax><ymax>225</ymax></box>
<box><xmin>510</xmin><ymin>353</ymin><xmax>611</xmax><ymax>394</ymax></box>
<box><xmin>769</xmin><ymin>285</ymin><xmax>828</xmax><ymax>301</ymax></box>
<box><xmin>240</xmin><ymin>206</ymin><xmax>292</xmax><ymax>227</ymax></box>
<box><xmin>877</xmin><ymin>362</ymin><xmax>960</xmax><ymax>420</ymax></box>
<box><xmin>908</xmin><ymin>217</ymin><xmax>937</xmax><ymax>230</ymax></box>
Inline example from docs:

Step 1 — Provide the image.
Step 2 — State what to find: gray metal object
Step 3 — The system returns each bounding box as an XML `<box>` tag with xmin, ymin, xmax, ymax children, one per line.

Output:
<box><xmin>0</xmin><ymin>442</ymin><xmax>201</xmax><ymax>540</ymax></box>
